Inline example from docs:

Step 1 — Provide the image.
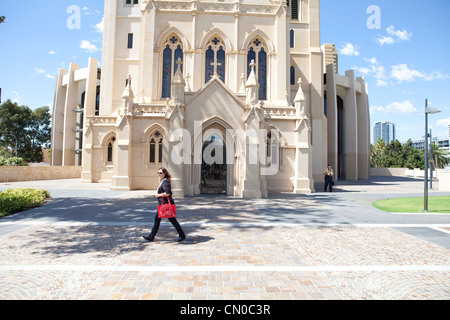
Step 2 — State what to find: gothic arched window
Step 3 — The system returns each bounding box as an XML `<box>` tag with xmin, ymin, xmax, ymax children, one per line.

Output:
<box><xmin>205</xmin><ymin>36</ymin><xmax>226</xmax><ymax>83</ymax></box>
<box><xmin>265</xmin><ymin>129</ymin><xmax>281</xmax><ymax>167</ymax></box>
<box><xmin>291</xmin><ymin>0</ymin><xmax>299</xmax><ymax>20</ymax></box>
<box><xmin>149</xmin><ymin>131</ymin><xmax>163</xmax><ymax>164</ymax></box>
<box><xmin>247</xmin><ymin>37</ymin><xmax>267</xmax><ymax>100</ymax></box>
<box><xmin>290</xmin><ymin>29</ymin><xmax>294</xmax><ymax>48</ymax></box>
<box><xmin>161</xmin><ymin>35</ymin><xmax>183</xmax><ymax>98</ymax></box>
<box><xmin>105</xmin><ymin>136</ymin><xmax>116</xmax><ymax>164</ymax></box>
<box><xmin>290</xmin><ymin>66</ymin><xmax>295</xmax><ymax>85</ymax></box>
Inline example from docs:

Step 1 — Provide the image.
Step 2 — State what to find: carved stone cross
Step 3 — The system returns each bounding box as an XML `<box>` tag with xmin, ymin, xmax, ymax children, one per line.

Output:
<box><xmin>175</xmin><ymin>58</ymin><xmax>183</xmax><ymax>72</ymax></box>
<box><xmin>210</xmin><ymin>59</ymin><xmax>222</xmax><ymax>77</ymax></box>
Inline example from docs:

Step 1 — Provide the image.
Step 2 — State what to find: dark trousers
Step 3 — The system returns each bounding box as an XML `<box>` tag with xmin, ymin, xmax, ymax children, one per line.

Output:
<box><xmin>149</xmin><ymin>210</ymin><xmax>185</xmax><ymax>239</ymax></box>
<box><xmin>324</xmin><ymin>175</ymin><xmax>333</xmax><ymax>192</ymax></box>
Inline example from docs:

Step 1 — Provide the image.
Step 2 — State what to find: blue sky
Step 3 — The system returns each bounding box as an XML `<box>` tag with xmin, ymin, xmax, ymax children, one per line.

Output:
<box><xmin>321</xmin><ymin>0</ymin><xmax>450</xmax><ymax>143</ymax></box>
<box><xmin>1</xmin><ymin>0</ymin><xmax>449</xmax><ymax>143</ymax></box>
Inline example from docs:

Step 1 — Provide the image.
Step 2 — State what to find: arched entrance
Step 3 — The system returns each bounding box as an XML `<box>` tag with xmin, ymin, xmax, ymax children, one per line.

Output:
<box><xmin>200</xmin><ymin>134</ymin><xmax>227</xmax><ymax>194</ymax></box>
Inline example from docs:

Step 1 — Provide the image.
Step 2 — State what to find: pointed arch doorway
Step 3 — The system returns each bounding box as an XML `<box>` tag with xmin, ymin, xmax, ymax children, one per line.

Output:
<box><xmin>200</xmin><ymin>133</ymin><xmax>227</xmax><ymax>194</ymax></box>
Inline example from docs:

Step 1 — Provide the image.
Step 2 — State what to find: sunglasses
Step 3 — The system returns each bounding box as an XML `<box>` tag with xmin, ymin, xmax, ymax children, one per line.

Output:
<box><xmin>157</xmin><ymin>172</ymin><xmax>164</xmax><ymax>175</ymax></box>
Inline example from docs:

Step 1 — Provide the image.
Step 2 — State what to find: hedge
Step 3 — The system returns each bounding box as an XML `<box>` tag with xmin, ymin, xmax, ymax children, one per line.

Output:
<box><xmin>0</xmin><ymin>188</ymin><xmax>50</xmax><ymax>217</ymax></box>
<box><xmin>0</xmin><ymin>156</ymin><xmax>27</xmax><ymax>166</ymax></box>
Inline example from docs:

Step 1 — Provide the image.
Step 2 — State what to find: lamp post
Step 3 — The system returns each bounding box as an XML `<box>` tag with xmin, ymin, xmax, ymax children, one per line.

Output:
<box><xmin>423</xmin><ymin>99</ymin><xmax>441</xmax><ymax>212</ymax></box>
<box><xmin>429</xmin><ymin>129</ymin><xmax>433</xmax><ymax>189</ymax></box>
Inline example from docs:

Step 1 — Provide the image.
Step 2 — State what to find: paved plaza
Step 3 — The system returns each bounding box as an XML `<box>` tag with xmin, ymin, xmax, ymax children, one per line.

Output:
<box><xmin>0</xmin><ymin>176</ymin><xmax>449</xmax><ymax>300</ymax></box>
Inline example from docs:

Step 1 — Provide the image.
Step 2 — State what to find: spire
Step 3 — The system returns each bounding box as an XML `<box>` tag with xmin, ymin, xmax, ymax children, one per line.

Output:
<box><xmin>245</xmin><ymin>59</ymin><xmax>259</xmax><ymax>106</ymax></box>
<box><xmin>294</xmin><ymin>78</ymin><xmax>305</xmax><ymax>103</ymax></box>
<box><xmin>171</xmin><ymin>58</ymin><xmax>185</xmax><ymax>104</ymax></box>
<box><xmin>172</xmin><ymin>58</ymin><xmax>185</xmax><ymax>85</ymax></box>
<box><xmin>122</xmin><ymin>74</ymin><xmax>135</xmax><ymax>100</ymax></box>
<box><xmin>294</xmin><ymin>78</ymin><xmax>307</xmax><ymax>116</ymax></box>
<box><xmin>245</xmin><ymin>59</ymin><xmax>259</xmax><ymax>88</ymax></box>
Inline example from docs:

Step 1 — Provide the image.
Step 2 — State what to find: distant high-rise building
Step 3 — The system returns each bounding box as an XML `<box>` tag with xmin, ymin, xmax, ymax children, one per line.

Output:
<box><xmin>374</xmin><ymin>121</ymin><xmax>395</xmax><ymax>143</ymax></box>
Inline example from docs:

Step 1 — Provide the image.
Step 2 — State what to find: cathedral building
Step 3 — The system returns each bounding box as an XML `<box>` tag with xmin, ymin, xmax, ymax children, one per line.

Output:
<box><xmin>51</xmin><ymin>0</ymin><xmax>370</xmax><ymax>198</ymax></box>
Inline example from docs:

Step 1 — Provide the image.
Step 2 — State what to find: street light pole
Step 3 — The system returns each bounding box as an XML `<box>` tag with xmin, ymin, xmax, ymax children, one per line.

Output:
<box><xmin>423</xmin><ymin>99</ymin><xmax>441</xmax><ymax>212</ymax></box>
<box><xmin>424</xmin><ymin>99</ymin><xmax>429</xmax><ymax>212</ymax></box>
<box><xmin>430</xmin><ymin>129</ymin><xmax>433</xmax><ymax>189</ymax></box>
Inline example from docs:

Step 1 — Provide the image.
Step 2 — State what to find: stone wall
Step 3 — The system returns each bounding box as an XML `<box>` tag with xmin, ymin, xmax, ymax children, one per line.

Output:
<box><xmin>0</xmin><ymin>166</ymin><xmax>82</xmax><ymax>183</ymax></box>
<box><xmin>438</xmin><ymin>171</ymin><xmax>450</xmax><ymax>191</ymax></box>
<box><xmin>370</xmin><ymin>167</ymin><xmax>443</xmax><ymax>178</ymax></box>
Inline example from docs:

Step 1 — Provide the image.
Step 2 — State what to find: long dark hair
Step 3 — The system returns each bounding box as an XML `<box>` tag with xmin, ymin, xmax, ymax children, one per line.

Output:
<box><xmin>159</xmin><ymin>167</ymin><xmax>171</xmax><ymax>182</ymax></box>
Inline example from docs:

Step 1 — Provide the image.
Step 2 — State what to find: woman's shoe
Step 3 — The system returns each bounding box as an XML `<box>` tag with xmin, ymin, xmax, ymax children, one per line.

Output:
<box><xmin>143</xmin><ymin>235</ymin><xmax>154</xmax><ymax>241</ymax></box>
<box><xmin>176</xmin><ymin>236</ymin><xmax>186</xmax><ymax>242</ymax></box>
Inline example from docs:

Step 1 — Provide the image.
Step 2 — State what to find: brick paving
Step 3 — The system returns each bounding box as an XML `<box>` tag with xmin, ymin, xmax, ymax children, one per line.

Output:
<box><xmin>0</xmin><ymin>178</ymin><xmax>449</xmax><ymax>300</ymax></box>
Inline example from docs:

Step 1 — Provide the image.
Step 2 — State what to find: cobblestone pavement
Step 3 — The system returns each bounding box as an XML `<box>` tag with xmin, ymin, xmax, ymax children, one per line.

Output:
<box><xmin>0</xmin><ymin>177</ymin><xmax>449</xmax><ymax>300</ymax></box>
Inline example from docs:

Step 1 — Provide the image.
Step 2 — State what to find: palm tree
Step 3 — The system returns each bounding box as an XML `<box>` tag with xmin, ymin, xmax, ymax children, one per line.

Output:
<box><xmin>430</xmin><ymin>143</ymin><xmax>450</xmax><ymax>169</ymax></box>
<box><xmin>370</xmin><ymin>138</ymin><xmax>386</xmax><ymax>167</ymax></box>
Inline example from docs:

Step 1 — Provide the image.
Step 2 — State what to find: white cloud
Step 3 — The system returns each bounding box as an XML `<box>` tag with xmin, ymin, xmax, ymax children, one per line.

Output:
<box><xmin>94</xmin><ymin>17</ymin><xmax>104</xmax><ymax>34</ymax></box>
<box><xmin>376</xmin><ymin>79</ymin><xmax>388</xmax><ymax>87</ymax></box>
<box><xmin>364</xmin><ymin>57</ymin><xmax>378</xmax><ymax>65</ymax></box>
<box><xmin>386</xmin><ymin>25</ymin><xmax>412</xmax><ymax>41</ymax></box>
<box><xmin>340</xmin><ymin>43</ymin><xmax>360</xmax><ymax>56</ymax></box>
<box><xmin>437</xmin><ymin>118</ymin><xmax>450</xmax><ymax>127</ymax></box>
<box><xmin>46</xmin><ymin>74</ymin><xmax>55</xmax><ymax>79</ymax></box>
<box><xmin>390</xmin><ymin>64</ymin><xmax>449</xmax><ymax>83</ymax></box>
<box><xmin>373</xmin><ymin>100</ymin><xmax>417</xmax><ymax>114</ymax></box>
<box><xmin>49</xmin><ymin>50</ymin><xmax>56</xmax><ymax>55</ymax></box>
<box><xmin>423</xmin><ymin>71</ymin><xmax>450</xmax><ymax>82</ymax></box>
<box><xmin>356</xmin><ymin>61</ymin><xmax>450</xmax><ymax>85</ymax></box>
<box><xmin>34</xmin><ymin>67</ymin><xmax>46</xmax><ymax>74</ymax></box>
<box><xmin>376</xmin><ymin>36</ymin><xmax>395</xmax><ymax>46</ymax></box>
<box><xmin>352</xmin><ymin>66</ymin><xmax>371</xmax><ymax>76</ymax></box>
<box><xmin>354</xmin><ymin>57</ymin><xmax>389</xmax><ymax>87</ymax></box>
<box><xmin>376</xmin><ymin>25</ymin><xmax>412</xmax><ymax>46</ymax></box>
<box><xmin>80</xmin><ymin>40</ymin><xmax>100</xmax><ymax>53</ymax></box>
<box><xmin>82</xmin><ymin>6</ymin><xmax>101</xmax><ymax>15</ymax></box>
<box><xmin>82</xmin><ymin>6</ymin><xmax>91</xmax><ymax>15</ymax></box>
<box><xmin>391</xmin><ymin>64</ymin><xmax>424</xmax><ymax>83</ymax></box>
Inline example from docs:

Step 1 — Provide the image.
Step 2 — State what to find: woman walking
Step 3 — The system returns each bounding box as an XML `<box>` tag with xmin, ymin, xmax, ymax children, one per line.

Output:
<box><xmin>143</xmin><ymin>167</ymin><xmax>186</xmax><ymax>242</ymax></box>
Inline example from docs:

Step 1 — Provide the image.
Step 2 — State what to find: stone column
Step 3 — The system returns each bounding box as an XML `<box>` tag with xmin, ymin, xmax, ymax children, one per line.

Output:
<box><xmin>292</xmin><ymin>78</ymin><xmax>314</xmax><ymax>193</ymax></box>
<box><xmin>62</xmin><ymin>63</ymin><xmax>79</xmax><ymax>166</ymax></box>
<box><xmin>166</xmin><ymin>61</ymin><xmax>186</xmax><ymax>198</ymax></box>
<box><xmin>326</xmin><ymin>63</ymin><xmax>338</xmax><ymax>176</ymax></box>
<box><xmin>111</xmin><ymin>76</ymin><xmax>134</xmax><ymax>191</ymax></box>
<box><xmin>99</xmin><ymin>0</ymin><xmax>118</xmax><ymax>116</ymax></box>
<box><xmin>357</xmin><ymin>76</ymin><xmax>370</xmax><ymax>179</ymax></box>
<box><xmin>139</xmin><ymin>3</ymin><xmax>156</xmax><ymax>103</ymax></box>
<box><xmin>51</xmin><ymin>68</ymin><xmax>68</xmax><ymax>166</ymax></box>
<box><xmin>273</xmin><ymin>2</ymin><xmax>290</xmax><ymax>105</ymax></box>
<box><xmin>241</xmin><ymin>60</ymin><xmax>264</xmax><ymax>198</ymax></box>
<box><xmin>80</xmin><ymin>57</ymin><xmax>99</xmax><ymax>183</ymax></box>
<box><xmin>344</xmin><ymin>70</ymin><xmax>358</xmax><ymax>180</ymax></box>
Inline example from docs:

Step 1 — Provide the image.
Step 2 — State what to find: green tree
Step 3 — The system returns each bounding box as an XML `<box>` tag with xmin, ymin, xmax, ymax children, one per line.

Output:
<box><xmin>26</xmin><ymin>106</ymin><xmax>52</xmax><ymax>162</ymax></box>
<box><xmin>0</xmin><ymin>16</ymin><xmax>5</xmax><ymax>24</ymax></box>
<box><xmin>370</xmin><ymin>138</ymin><xmax>386</xmax><ymax>167</ymax></box>
<box><xmin>403</xmin><ymin>139</ymin><xmax>424</xmax><ymax>169</ymax></box>
<box><xmin>370</xmin><ymin>139</ymin><xmax>425</xmax><ymax>169</ymax></box>
<box><xmin>379</xmin><ymin>140</ymin><xmax>404</xmax><ymax>167</ymax></box>
<box><xmin>0</xmin><ymin>100</ymin><xmax>51</xmax><ymax>162</ymax></box>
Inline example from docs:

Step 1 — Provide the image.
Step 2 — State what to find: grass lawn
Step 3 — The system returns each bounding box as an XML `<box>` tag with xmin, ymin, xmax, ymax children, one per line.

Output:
<box><xmin>373</xmin><ymin>196</ymin><xmax>450</xmax><ymax>213</ymax></box>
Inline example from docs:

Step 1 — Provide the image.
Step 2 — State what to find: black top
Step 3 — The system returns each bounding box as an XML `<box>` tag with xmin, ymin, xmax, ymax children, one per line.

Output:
<box><xmin>157</xmin><ymin>179</ymin><xmax>175</xmax><ymax>205</ymax></box>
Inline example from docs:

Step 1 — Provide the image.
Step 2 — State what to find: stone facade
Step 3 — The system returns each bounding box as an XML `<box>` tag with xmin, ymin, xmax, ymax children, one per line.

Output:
<box><xmin>51</xmin><ymin>0</ymin><xmax>370</xmax><ymax>198</ymax></box>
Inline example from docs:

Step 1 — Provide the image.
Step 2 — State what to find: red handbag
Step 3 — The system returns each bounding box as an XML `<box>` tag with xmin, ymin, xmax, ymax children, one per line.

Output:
<box><xmin>158</xmin><ymin>196</ymin><xmax>176</xmax><ymax>218</ymax></box>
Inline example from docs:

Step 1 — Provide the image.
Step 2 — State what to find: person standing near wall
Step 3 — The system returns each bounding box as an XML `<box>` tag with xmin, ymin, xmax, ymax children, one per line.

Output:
<box><xmin>323</xmin><ymin>165</ymin><xmax>334</xmax><ymax>192</ymax></box>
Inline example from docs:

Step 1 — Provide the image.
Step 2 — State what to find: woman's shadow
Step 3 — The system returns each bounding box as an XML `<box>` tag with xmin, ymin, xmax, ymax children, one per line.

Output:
<box><xmin>179</xmin><ymin>235</ymin><xmax>214</xmax><ymax>245</ymax></box>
